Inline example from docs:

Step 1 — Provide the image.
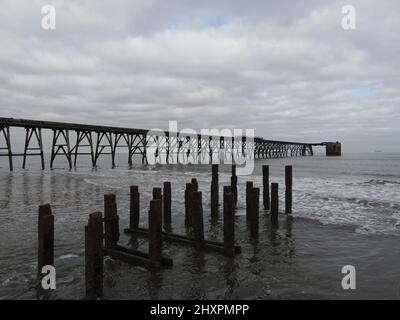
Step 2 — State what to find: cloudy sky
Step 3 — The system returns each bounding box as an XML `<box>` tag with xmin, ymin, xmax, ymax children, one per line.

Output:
<box><xmin>0</xmin><ymin>0</ymin><xmax>399</xmax><ymax>152</ymax></box>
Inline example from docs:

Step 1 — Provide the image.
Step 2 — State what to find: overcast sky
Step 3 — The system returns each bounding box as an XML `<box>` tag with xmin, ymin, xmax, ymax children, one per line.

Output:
<box><xmin>0</xmin><ymin>0</ymin><xmax>399</xmax><ymax>152</ymax></box>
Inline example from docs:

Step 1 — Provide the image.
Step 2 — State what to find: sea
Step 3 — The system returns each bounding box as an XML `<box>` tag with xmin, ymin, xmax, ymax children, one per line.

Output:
<box><xmin>1</xmin><ymin>152</ymin><xmax>400</xmax><ymax>299</ymax></box>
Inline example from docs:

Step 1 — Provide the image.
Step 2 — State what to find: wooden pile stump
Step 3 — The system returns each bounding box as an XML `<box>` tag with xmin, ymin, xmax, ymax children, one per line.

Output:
<box><xmin>185</xmin><ymin>182</ymin><xmax>195</xmax><ymax>228</ymax></box>
<box><xmin>262</xmin><ymin>165</ymin><xmax>270</xmax><ymax>210</ymax></box>
<box><xmin>231</xmin><ymin>165</ymin><xmax>238</xmax><ymax>207</ymax></box>
<box><xmin>38</xmin><ymin>204</ymin><xmax>54</xmax><ymax>274</ymax></box>
<box><xmin>245</xmin><ymin>181</ymin><xmax>253</xmax><ymax>221</ymax></box>
<box><xmin>103</xmin><ymin>193</ymin><xmax>172</xmax><ymax>269</ymax></box>
<box><xmin>129</xmin><ymin>186</ymin><xmax>140</xmax><ymax>229</ymax></box>
<box><xmin>163</xmin><ymin>182</ymin><xmax>172</xmax><ymax>226</ymax></box>
<box><xmin>285</xmin><ymin>165</ymin><xmax>292</xmax><ymax>214</ymax></box>
<box><xmin>85</xmin><ymin>212</ymin><xmax>103</xmax><ymax>299</ymax></box>
<box><xmin>125</xmin><ymin>183</ymin><xmax>241</xmax><ymax>256</ymax></box>
<box><xmin>211</xmin><ymin>164</ymin><xmax>219</xmax><ymax>216</ymax></box>
<box><xmin>249</xmin><ymin>187</ymin><xmax>260</xmax><ymax>237</ymax></box>
<box><xmin>223</xmin><ymin>188</ymin><xmax>235</xmax><ymax>257</ymax></box>
<box><xmin>271</xmin><ymin>183</ymin><xmax>279</xmax><ymax>226</ymax></box>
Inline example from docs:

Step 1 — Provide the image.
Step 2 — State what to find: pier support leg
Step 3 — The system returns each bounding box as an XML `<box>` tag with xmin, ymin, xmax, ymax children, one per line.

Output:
<box><xmin>1</xmin><ymin>126</ymin><xmax>13</xmax><ymax>171</ymax></box>
<box><xmin>85</xmin><ymin>212</ymin><xmax>104</xmax><ymax>299</ymax></box>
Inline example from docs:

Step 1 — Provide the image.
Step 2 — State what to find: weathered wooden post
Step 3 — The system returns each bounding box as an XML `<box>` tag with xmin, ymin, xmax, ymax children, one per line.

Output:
<box><xmin>271</xmin><ymin>183</ymin><xmax>279</xmax><ymax>225</ymax></box>
<box><xmin>250</xmin><ymin>188</ymin><xmax>259</xmax><ymax>236</ymax></box>
<box><xmin>262</xmin><ymin>165</ymin><xmax>270</xmax><ymax>210</ymax></box>
<box><xmin>211</xmin><ymin>164</ymin><xmax>219</xmax><ymax>216</ymax></box>
<box><xmin>38</xmin><ymin>204</ymin><xmax>54</xmax><ymax>273</ymax></box>
<box><xmin>223</xmin><ymin>192</ymin><xmax>235</xmax><ymax>256</ymax></box>
<box><xmin>104</xmin><ymin>194</ymin><xmax>119</xmax><ymax>249</ymax></box>
<box><xmin>285</xmin><ymin>166</ymin><xmax>292</xmax><ymax>214</ymax></box>
<box><xmin>85</xmin><ymin>212</ymin><xmax>103</xmax><ymax>299</ymax></box>
<box><xmin>191</xmin><ymin>178</ymin><xmax>198</xmax><ymax>191</ymax></box>
<box><xmin>153</xmin><ymin>187</ymin><xmax>163</xmax><ymax>219</ymax></box>
<box><xmin>129</xmin><ymin>186</ymin><xmax>140</xmax><ymax>229</ymax></box>
<box><xmin>185</xmin><ymin>183</ymin><xmax>195</xmax><ymax>227</ymax></box>
<box><xmin>163</xmin><ymin>182</ymin><xmax>171</xmax><ymax>226</ymax></box>
<box><xmin>246</xmin><ymin>181</ymin><xmax>253</xmax><ymax>220</ymax></box>
<box><xmin>231</xmin><ymin>165</ymin><xmax>238</xmax><ymax>206</ymax></box>
<box><xmin>192</xmin><ymin>191</ymin><xmax>204</xmax><ymax>242</ymax></box>
<box><xmin>149</xmin><ymin>199</ymin><xmax>162</xmax><ymax>263</ymax></box>
<box><xmin>224</xmin><ymin>186</ymin><xmax>232</xmax><ymax>195</ymax></box>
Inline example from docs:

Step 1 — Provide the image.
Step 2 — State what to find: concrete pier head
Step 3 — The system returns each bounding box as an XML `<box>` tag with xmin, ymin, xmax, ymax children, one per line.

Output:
<box><xmin>325</xmin><ymin>142</ymin><xmax>341</xmax><ymax>156</ymax></box>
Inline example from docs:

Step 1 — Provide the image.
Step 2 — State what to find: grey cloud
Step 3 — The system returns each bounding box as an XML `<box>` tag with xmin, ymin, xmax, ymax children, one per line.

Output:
<box><xmin>0</xmin><ymin>0</ymin><xmax>399</xmax><ymax>152</ymax></box>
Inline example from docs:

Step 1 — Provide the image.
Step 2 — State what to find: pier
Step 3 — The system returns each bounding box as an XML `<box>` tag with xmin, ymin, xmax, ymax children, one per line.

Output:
<box><xmin>0</xmin><ymin>117</ymin><xmax>340</xmax><ymax>171</ymax></box>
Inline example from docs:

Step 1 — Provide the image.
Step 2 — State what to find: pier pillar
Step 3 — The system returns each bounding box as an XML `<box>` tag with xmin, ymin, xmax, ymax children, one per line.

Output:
<box><xmin>326</xmin><ymin>142</ymin><xmax>341</xmax><ymax>156</ymax></box>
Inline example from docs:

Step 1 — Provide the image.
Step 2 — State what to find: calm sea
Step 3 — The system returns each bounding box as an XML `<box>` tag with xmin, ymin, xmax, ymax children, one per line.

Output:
<box><xmin>1</xmin><ymin>152</ymin><xmax>400</xmax><ymax>299</ymax></box>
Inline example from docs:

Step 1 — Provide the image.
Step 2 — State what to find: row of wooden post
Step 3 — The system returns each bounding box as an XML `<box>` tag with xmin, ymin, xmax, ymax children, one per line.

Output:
<box><xmin>37</xmin><ymin>164</ymin><xmax>292</xmax><ymax>299</ymax></box>
<box><xmin>245</xmin><ymin>165</ymin><xmax>293</xmax><ymax>230</ymax></box>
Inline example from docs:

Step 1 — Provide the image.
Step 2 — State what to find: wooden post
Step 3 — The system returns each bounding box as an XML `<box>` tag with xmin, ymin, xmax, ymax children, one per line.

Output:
<box><xmin>163</xmin><ymin>182</ymin><xmax>172</xmax><ymax>226</ymax></box>
<box><xmin>246</xmin><ymin>181</ymin><xmax>253</xmax><ymax>220</ymax></box>
<box><xmin>223</xmin><ymin>192</ymin><xmax>235</xmax><ymax>256</ymax></box>
<box><xmin>129</xmin><ymin>186</ymin><xmax>140</xmax><ymax>229</ymax></box>
<box><xmin>104</xmin><ymin>194</ymin><xmax>119</xmax><ymax>249</ymax></box>
<box><xmin>262</xmin><ymin>165</ymin><xmax>270</xmax><ymax>210</ymax></box>
<box><xmin>271</xmin><ymin>183</ymin><xmax>279</xmax><ymax>225</ymax></box>
<box><xmin>191</xmin><ymin>178</ymin><xmax>198</xmax><ymax>191</ymax></box>
<box><xmin>285</xmin><ymin>166</ymin><xmax>292</xmax><ymax>214</ymax></box>
<box><xmin>211</xmin><ymin>164</ymin><xmax>219</xmax><ymax>216</ymax></box>
<box><xmin>149</xmin><ymin>199</ymin><xmax>162</xmax><ymax>262</ymax></box>
<box><xmin>38</xmin><ymin>204</ymin><xmax>54</xmax><ymax>273</ymax></box>
<box><xmin>85</xmin><ymin>212</ymin><xmax>104</xmax><ymax>299</ymax></box>
<box><xmin>231</xmin><ymin>165</ymin><xmax>238</xmax><ymax>206</ymax></box>
<box><xmin>192</xmin><ymin>191</ymin><xmax>204</xmax><ymax>242</ymax></box>
<box><xmin>224</xmin><ymin>186</ymin><xmax>232</xmax><ymax>195</ymax></box>
<box><xmin>185</xmin><ymin>183</ymin><xmax>194</xmax><ymax>227</ymax></box>
<box><xmin>212</xmin><ymin>164</ymin><xmax>218</xmax><ymax>179</ymax></box>
<box><xmin>250</xmin><ymin>188</ymin><xmax>259</xmax><ymax>236</ymax></box>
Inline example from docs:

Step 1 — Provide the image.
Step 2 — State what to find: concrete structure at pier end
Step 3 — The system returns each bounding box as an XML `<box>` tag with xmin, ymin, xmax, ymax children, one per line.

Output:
<box><xmin>325</xmin><ymin>141</ymin><xmax>342</xmax><ymax>156</ymax></box>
